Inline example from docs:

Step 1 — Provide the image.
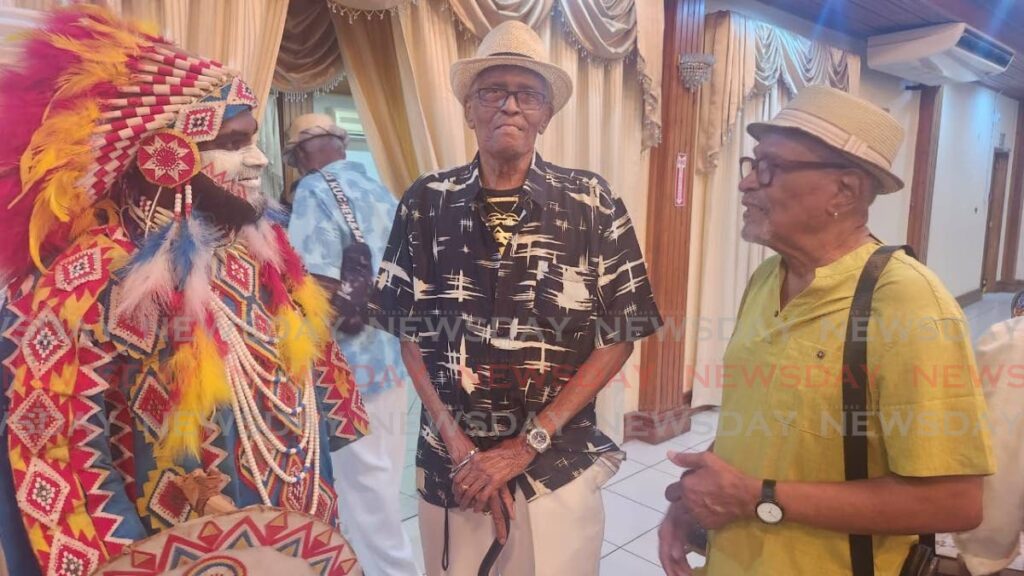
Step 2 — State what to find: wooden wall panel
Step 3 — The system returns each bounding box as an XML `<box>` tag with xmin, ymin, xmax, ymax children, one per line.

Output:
<box><xmin>906</xmin><ymin>86</ymin><xmax>942</xmax><ymax>262</ymax></box>
<box><xmin>627</xmin><ymin>0</ymin><xmax>705</xmax><ymax>442</ymax></box>
<box><xmin>1001</xmin><ymin>100</ymin><xmax>1024</xmax><ymax>283</ymax></box>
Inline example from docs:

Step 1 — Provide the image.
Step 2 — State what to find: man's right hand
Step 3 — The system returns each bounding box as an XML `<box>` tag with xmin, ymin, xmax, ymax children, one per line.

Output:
<box><xmin>445</xmin><ymin>427</ymin><xmax>488</xmax><ymax>510</ymax></box>
<box><xmin>659</xmin><ymin>501</ymin><xmax>699</xmax><ymax>576</ymax></box>
<box><xmin>443</xmin><ymin>426</ymin><xmax>478</xmax><ymax>472</ymax></box>
<box><xmin>443</xmin><ymin>429</ymin><xmax>517</xmax><ymax>543</ymax></box>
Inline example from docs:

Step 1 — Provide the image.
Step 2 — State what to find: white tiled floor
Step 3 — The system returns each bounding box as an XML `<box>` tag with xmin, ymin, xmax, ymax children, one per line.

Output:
<box><xmin>391</xmin><ymin>293</ymin><xmax>1016</xmax><ymax>575</ymax></box>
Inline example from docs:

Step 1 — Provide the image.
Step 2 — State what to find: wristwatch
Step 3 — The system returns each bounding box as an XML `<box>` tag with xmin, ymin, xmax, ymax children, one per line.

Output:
<box><xmin>523</xmin><ymin>419</ymin><xmax>552</xmax><ymax>454</ymax></box>
<box><xmin>754</xmin><ymin>479</ymin><xmax>784</xmax><ymax>525</ymax></box>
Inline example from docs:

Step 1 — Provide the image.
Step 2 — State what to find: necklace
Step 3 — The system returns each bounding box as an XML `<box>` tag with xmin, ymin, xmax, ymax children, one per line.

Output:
<box><xmin>213</xmin><ymin>299</ymin><xmax>321</xmax><ymax>515</ymax></box>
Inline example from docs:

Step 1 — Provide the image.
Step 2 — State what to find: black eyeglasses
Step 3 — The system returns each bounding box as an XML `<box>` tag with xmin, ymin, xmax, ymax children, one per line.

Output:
<box><xmin>474</xmin><ymin>87</ymin><xmax>548</xmax><ymax>111</ymax></box>
<box><xmin>739</xmin><ymin>156</ymin><xmax>855</xmax><ymax>187</ymax></box>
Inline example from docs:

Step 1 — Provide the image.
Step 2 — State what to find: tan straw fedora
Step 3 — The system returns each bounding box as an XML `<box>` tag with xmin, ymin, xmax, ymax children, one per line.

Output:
<box><xmin>283</xmin><ymin>113</ymin><xmax>349</xmax><ymax>167</ymax></box>
<box><xmin>747</xmin><ymin>85</ymin><xmax>906</xmax><ymax>194</ymax></box>
<box><xmin>450</xmin><ymin>21</ymin><xmax>573</xmax><ymax>113</ymax></box>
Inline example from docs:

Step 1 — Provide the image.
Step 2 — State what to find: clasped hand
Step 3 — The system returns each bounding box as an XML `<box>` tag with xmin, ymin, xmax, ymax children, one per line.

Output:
<box><xmin>446</xmin><ymin>432</ymin><xmax>536</xmax><ymax>544</ymax></box>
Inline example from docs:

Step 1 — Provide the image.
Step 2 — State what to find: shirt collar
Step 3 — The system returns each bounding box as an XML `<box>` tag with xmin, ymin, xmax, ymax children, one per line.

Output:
<box><xmin>320</xmin><ymin>159</ymin><xmax>366</xmax><ymax>176</ymax></box>
<box><xmin>454</xmin><ymin>151</ymin><xmax>554</xmax><ymax>212</ymax></box>
<box><xmin>810</xmin><ymin>240</ymin><xmax>884</xmax><ymax>278</ymax></box>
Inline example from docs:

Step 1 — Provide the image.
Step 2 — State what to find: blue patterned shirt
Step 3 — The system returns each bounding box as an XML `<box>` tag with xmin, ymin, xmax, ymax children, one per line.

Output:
<box><xmin>289</xmin><ymin>159</ymin><xmax>407</xmax><ymax>396</ymax></box>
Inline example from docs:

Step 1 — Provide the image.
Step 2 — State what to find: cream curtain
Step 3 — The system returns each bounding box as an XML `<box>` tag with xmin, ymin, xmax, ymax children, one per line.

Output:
<box><xmin>391</xmin><ymin>0</ymin><xmax>478</xmax><ymax>173</ymax></box>
<box><xmin>332</xmin><ymin>9</ymin><xmax>421</xmax><ymax>196</ymax></box>
<box><xmin>118</xmin><ymin>0</ymin><xmax>288</xmax><ymax>116</ymax></box>
<box><xmin>687</xmin><ymin>11</ymin><xmax>861</xmax><ymax>407</ymax></box>
<box><xmin>0</xmin><ymin>6</ymin><xmax>43</xmax><ymax>66</ymax></box>
<box><xmin>634</xmin><ymin>0</ymin><xmax>663</xmax><ymax>147</ymax></box>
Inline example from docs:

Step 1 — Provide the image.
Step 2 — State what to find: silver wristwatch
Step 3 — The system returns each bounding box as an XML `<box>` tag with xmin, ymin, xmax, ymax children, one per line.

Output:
<box><xmin>523</xmin><ymin>420</ymin><xmax>551</xmax><ymax>454</ymax></box>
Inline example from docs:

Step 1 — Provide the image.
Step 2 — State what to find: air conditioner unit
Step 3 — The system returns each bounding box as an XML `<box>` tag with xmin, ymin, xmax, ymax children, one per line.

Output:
<box><xmin>867</xmin><ymin>23</ymin><xmax>1014</xmax><ymax>85</ymax></box>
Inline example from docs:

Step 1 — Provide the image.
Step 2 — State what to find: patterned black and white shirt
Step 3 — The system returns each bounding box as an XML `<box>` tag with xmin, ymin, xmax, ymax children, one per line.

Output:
<box><xmin>370</xmin><ymin>153</ymin><xmax>662</xmax><ymax>507</ymax></box>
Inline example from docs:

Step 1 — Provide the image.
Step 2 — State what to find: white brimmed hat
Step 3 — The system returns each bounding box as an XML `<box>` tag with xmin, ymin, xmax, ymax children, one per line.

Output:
<box><xmin>747</xmin><ymin>85</ymin><xmax>906</xmax><ymax>194</ymax></box>
<box><xmin>450</xmin><ymin>21</ymin><xmax>573</xmax><ymax>113</ymax></box>
<box><xmin>283</xmin><ymin>113</ymin><xmax>349</xmax><ymax>167</ymax></box>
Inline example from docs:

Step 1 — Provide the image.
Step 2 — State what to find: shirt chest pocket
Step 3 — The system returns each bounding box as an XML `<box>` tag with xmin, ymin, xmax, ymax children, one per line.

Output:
<box><xmin>769</xmin><ymin>336</ymin><xmax>848</xmax><ymax>438</ymax></box>
<box><xmin>531</xmin><ymin>260</ymin><xmax>595</xmax><ymax>333</ymax></box>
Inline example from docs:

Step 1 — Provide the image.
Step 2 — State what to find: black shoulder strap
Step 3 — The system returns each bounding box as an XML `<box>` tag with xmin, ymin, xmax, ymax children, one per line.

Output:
<box><xmin>843</xmin><ymin>245</ymin><xmax>928</xmax><ymax>576</ymax></box>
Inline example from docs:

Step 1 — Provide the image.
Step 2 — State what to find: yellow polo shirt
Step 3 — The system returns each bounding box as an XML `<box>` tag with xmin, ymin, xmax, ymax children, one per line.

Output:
<box><xmin>705</xmin><ymin>242</ymin><xmax>994</xmax><ymax>575</ymax></box>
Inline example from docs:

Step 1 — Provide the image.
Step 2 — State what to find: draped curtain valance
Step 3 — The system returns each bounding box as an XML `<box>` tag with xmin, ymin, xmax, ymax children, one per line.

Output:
<box><xmin>273</xmin><ymin>0</ymin><xmax>346</xmax><ymax>99</ymax></box>
<box><xmin>295</xmin><ymin>0</ymin><xmax>660</xmax><ymax>146</ymax></box>
<box><xmin>697</xmin><ymin>10</ymin><xmax>859</xmax><ymax>172</ymax></box>
<box><xmin>327</xmin><ymin>0</ymin><xmax>634</xmax><ymax>57</ymax></box>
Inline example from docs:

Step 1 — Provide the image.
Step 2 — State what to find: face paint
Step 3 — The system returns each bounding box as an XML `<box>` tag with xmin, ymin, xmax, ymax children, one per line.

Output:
<box><xmin>199</xmin><ymin>144</ymin><xmax>269</xmax><ymax>210</ymax></box>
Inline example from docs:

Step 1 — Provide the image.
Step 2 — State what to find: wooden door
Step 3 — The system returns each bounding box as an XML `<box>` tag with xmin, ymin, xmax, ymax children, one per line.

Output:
<box><xmin>982</xmin><ymin>150</ymin><xmax>1011</xmax><ymax>291</ymax></box>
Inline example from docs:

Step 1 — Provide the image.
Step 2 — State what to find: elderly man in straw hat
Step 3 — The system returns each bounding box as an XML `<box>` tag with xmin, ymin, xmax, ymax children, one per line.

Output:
<box><xmin>658</xmin><ymin>86</ymin><xmax>995</xmax><ymax>575</ymax></box>
<box><xmin>370</xmin><ymin>20</ymin><xmax>662</xmax><ymax>575</ymax></box>
<box><xmin>286</xmin><ymin>114</ymin><xmax>419</xmax><ymax>575</ymax></box>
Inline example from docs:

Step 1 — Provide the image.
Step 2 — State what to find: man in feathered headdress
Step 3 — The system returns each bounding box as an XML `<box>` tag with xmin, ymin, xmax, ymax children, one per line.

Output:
<box><xmin>0</xmin><ymin>6</ymin><xmax>368</xmax><ymax>575</ymax></box>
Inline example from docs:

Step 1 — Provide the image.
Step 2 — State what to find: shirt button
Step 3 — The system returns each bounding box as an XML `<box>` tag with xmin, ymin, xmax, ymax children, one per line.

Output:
<box><xmin>816</xmin><ymin>350</ymin><xmax>825</xmax><ymax>359</ymax></box>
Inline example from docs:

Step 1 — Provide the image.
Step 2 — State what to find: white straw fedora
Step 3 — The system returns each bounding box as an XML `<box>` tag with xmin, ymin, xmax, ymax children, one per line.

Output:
<box><xmin>450</xmin><ymin>21</ymin><xmax>573</xmax><ymax>113</ymax></box>
<box><xmin>747</xmin><ymin>85</ymin><xmax>906</xmax><ymax>194</ymax></box>
<box><xmin>283</xmin><ymin>113</ymin><xmax>349</xmax><ymax>167</ymax></box>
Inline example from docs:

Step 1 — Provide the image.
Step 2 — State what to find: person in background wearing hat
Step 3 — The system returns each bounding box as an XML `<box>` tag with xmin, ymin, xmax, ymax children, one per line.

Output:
<box><xmin>286</xmin><ymin>114</ymin><xmax>419</xmax><ymax>576</ymax></box>
<box><xmin>954</xmin><ymin>291</ymin><xmax>1024</xmax><ymax>576</ymax></box>
<box><xmin>370</xmin><ymin>20</ymin><xmax>662</xmax><ymax>575</ymax></box>
<box><xmin>658</xmin><ymin>85</ymin><xmax>994</xmax><ymax>575</ymax></box>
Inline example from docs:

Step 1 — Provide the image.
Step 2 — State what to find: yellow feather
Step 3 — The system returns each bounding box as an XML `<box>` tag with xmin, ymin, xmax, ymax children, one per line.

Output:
<box><xmin>159</xmin><ymin>327</ymin><xmax>230</xmax><ymax>461</ymax></box>
<box><xmin>161</xmin><ymin>342</ymin><xmax>203</xmax><ymax>460</ymax></box>
<box><xmin>276</xmin><ymin>307</ymin><xmax>320</xmax><ymax>382</ymax></box>
<box><xmin>19</xmin><ymin>101</ymin><xmax>98</xmax><ymax>203</ymax></box>
<box><xmin>28</xmin><ymin>198</ymin><xmax>59</xmax><ymax>272</ymax></box>
<box><xmin>291</xmin><ymin>276</ymin><xmax>334</xmax><ymax>348</ymax></box>
<box><xmin>55</xmin><ymin>60</ymin><xmax>130</xmax><ymax>100</ymax></box>
<box><xmin>195</xmin><ymin>329</ymin><xmax>231</xmax><ymax>412</ymax></box>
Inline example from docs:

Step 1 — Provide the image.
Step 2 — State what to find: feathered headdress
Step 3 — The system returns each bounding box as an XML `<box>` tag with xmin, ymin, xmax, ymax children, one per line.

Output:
<box><xmin>0</xmin><ymin>4</ymin><xmax>257</xmax><ymax>280</ymax></box>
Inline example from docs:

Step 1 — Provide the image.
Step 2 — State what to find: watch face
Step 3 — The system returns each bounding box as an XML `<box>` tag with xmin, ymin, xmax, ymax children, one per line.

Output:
<box><xmin>528</xmin><ymin>427</ymin><xmax>550</xmax><ymax>450</ymax></box>
<box><xmin>756</xmin><ymin>501</ymin><xmax>784</xmax><ymax>524</ymax></box>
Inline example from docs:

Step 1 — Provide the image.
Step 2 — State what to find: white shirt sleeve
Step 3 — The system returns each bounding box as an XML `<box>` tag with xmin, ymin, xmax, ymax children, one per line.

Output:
<box><xmin>955</xmin><ymin>316</ymin><xmax>1024</xmax><ymax>575</ymax></box>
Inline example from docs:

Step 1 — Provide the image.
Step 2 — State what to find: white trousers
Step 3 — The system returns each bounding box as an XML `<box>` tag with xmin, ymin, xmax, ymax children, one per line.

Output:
<box><xmin>419</xmin><ymin>453</ymin><xmax>622</xmax><ymax>576</ymax></box>
<box><xmin>332</xmin><ymin>385</ymin><xmax>419</xmax><ymax>576</ymax></box>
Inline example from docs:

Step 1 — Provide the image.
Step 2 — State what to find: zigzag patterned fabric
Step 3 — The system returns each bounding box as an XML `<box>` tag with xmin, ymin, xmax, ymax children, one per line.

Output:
<box><xmin>0</xmin><ymin>6</ymin><xmax>370</xmax><ymax>575</ymax></box>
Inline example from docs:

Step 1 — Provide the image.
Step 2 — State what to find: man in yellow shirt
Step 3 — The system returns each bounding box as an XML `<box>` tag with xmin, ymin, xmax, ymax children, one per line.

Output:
<box><xmin>658</xmin><ymin>86</ymin><xmax>994</xmax><ymax>575</ymax></box>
